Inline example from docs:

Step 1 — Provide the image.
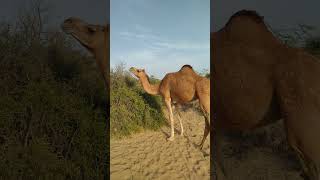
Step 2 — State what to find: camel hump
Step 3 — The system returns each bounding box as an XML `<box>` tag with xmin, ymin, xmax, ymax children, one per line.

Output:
<box><xmin>180</xmin><ymin>64</ymin><xmax>193</xmax><ymax>70</ymax></box>
<box><xmin>179</xmin><ymin>64</ymin><xmax>195</xmax><ymax>74</ymax></box>
<box><xmin>226</xmin><ymin>9</ymin><xmax>265</xmax><ymax>26</ymax></box>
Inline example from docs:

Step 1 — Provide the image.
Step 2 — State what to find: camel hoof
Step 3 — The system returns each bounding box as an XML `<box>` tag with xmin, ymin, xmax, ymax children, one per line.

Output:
<box><xmin>167</xmin><ymin>136</ymin><xmax>174</xmax><ymax>141</ymax></box>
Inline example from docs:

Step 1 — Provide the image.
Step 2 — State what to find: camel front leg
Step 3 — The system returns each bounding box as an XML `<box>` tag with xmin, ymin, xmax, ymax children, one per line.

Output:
<box><xmin>164</xmin><ymin>97</ymin><xmax>175</xmax><ymax>141</ymax></box>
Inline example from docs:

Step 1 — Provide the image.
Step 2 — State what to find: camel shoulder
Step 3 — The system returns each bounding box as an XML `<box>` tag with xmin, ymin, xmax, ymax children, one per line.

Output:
<box><xmin>162</xmin><ymin>72</ymin><xmax>176</xmax><ymax>82</ymax></box>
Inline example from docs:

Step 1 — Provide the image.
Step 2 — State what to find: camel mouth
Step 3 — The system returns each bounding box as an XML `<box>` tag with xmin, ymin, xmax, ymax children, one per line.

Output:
<box><xmin>61</xmin><ymin>23</ymin><xmax>73</xmax><ymax>33</ymax></box>
<box><xmin>71</xmin><ymin>34</ymin><xmax>90</xmax><ymax>47</ymax></box>
<box><xmin>129</xmin><ymin>67</ymin><xmax>139</xmax><ymax>78</ymax></box>
<box><xmin>63</xmin><ymin>30</ymin><xmax>92</xmax><ymax>50</ymax></box>
<box><xmin>61</xmin><ymin>26</ymin><xmax>94</xmax><ymax>53</ymax></box>
<box><xmin>129</xmin><ymin>67</ymin><xmax>136</xmax><ymax>72</ymax></box>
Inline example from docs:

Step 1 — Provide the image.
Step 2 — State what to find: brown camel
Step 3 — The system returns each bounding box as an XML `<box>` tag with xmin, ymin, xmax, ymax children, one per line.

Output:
<box><xmin>212</xmin><ymin>10</ymin><xmax>320</xmax><ymax>179</ymax></box>
<box><xmin>61</xmin><ymin>17</ymin><xmax>109</xmax><ymax>89</ymax></box>
<box><xmin>129</xmin><ymin>65</ymin><xmax>210</xmax><ymax>149</ymax></box>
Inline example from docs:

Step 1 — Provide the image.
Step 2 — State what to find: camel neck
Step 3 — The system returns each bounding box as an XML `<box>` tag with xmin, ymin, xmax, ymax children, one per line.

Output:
<box><xmin>93</xmin><ymin>47</ymin><xmax>109</xmax><ymax>86</ymax></box>
<box><xmin>139</xmin><ymin>75</ymin><xmax>160</xmax><ymax>95</ymax></box>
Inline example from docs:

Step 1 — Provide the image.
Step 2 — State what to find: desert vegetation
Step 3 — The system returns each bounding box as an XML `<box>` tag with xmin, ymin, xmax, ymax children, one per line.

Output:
<box><xmin>110</xmin><ymin>63</ymin><xmax>166</xmax><ymax>138</ymax></box>
<box><xmin>0</xmin><ymin>2</ymin><xmax>108</xmax><ymax>179</ymax></box>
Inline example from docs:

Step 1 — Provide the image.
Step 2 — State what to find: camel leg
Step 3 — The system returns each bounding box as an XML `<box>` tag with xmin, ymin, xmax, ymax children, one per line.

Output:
<box><xmin>214</xmin><ymin>132</ymin><xmax>227</xmax><ymax>180</ymax></box>
<box><xmin>292</xmin><ymin>145</ymin><xmax>319</xmax><ymax>180</ymax></box>
<box><xmin>286</xmin><ymin>138</ymin><xmax>320</xmax><ymax>180</ymax></box>
<box><xmin>215</xmin><ymin>164</ymin><xmax>227</xmax><ymax>180</ymax></box>
<box><xmin>287</xmin><ymin>129</ymin><xmax>319</xmax><ymax>180</ymax></box>
<box><xmin>199</xmin><ymin>106</ymin><xmax>210</xmax><ymax>149</ymax></box>
<box><xmin>292</xmin><ymin>145</ymin><xmax>312</xmax><ymax>179</ymax></box>
<box><xmin>175</xmin><ymin>107</ymin><xmax>184</xmax><ymax>136</ymax></box>
<box><xmin>164</xmin><ymin>97</ymin><xmax>175</xmax><ymax>141</ymax></box>
<box><xmin>285</xmin><ymin>124</ymin><xmax>308</xmax><ymax>176</ymax></box>
<box><xmin>197</xmin><ymin>87</ymin><xmax>210</xmax><ymax>149</ymax></box>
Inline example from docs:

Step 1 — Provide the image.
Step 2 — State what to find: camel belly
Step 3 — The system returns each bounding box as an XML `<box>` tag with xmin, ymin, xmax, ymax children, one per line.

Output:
<box><xmin>215</xmin><ymin>99</ymin><xmax>281</xmax><ymax>131</ymax></box>
<box><xmin>170</xmin><ymin>89</ymin><xmax>196</xmax><ymax>104</ymax></box>
<box><xmin>171</xmin><ymin>95</ymin><xmax>196</xmax><ymax>105</ymax></box>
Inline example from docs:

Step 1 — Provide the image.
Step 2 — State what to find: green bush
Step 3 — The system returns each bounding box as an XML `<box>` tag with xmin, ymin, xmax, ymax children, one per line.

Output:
<box><xmin>0</xmin><ymin>23</ymin><xmax>108</xmax><ymax>179</ymax></box>
<box><xmin>110</xmin><ymin>63</ymin><xmax>166</xmax><ymax>138</ymax></box>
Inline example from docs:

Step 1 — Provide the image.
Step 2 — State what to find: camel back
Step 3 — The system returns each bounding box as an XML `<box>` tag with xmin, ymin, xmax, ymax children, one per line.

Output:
<box><xmin>181</xmin><ymin>64</ymin><xmax>193</xmax><ymax>70</ymax></box>
<box><xmin>225</xmin><ymin>10</ymin><xmax>265</xmax><ymax>27</ymax></box>
<box><xmin>217</xmin><ymin>10</ymin><xmax>283</xmax><ymax>49</ymax></box>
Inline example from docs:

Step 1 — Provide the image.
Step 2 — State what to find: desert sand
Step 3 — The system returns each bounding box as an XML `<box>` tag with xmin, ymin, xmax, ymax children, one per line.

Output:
<box><xmin>110</xmin><ymin>108</ymin><xmax>210</xmax><ymax>180</ymax></box>
<box><xmin>218</xmin><ymin>120</ymin><xmax>304</xmax><ymax>180</ymax></box>
<box><xmin>111</xmin><ymin>109</ymin><xmax>305</xmax><ymax>180</ymax></box>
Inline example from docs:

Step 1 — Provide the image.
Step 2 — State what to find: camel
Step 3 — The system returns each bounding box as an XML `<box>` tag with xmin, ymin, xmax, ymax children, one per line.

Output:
<box><xmin>212</xmin><ymin>10</ymin><xmax>320</xmax><ymax>179</ymax></box>
<box><xmin>61</xmin><ymin>17</ymin><xmax>109</xmax><ymax>89</ymax></box>
<box><xmin>129</xmin><ymin>65</ymin><xmax>210</xmax><ymax>149</ymax></box>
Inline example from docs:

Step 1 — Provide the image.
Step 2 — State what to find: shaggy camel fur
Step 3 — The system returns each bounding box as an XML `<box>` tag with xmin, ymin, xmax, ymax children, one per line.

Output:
<box><xmin>129</xmin><ymin>65</ymin><xmax>210</xmax><ymax>149</ymax></box>
<box><xmin>212</xmin><ymin>10</ymin><xmax>320</xmax><ymax>179</ymax></box>
<box><xmin>61</xmin><ymin>17</ymin><xmax>109</xmax><ymax>89</ymax></box>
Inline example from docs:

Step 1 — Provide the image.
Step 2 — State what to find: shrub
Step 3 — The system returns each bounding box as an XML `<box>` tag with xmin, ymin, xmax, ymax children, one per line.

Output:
<box><xmin>0</xmin><ymin>23</ymin><xmax>108</xmax><ymax>179</ymax></box>
<box><xmin>110</xmin><ymin>63</ymin><xmax>166</xmax><ymax>138</ymax></box>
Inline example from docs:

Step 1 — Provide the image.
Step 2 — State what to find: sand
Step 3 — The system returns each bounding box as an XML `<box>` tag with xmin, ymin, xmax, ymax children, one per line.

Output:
<box><xmin>110</xmin><ymin>109</ymin><xmax>210</xmax><ymax>180</ymax></box>
<box><xmin>111</xmin><ymin>109</ymin><xmax>305</xmax><ymax>180</ymax></box>
<box><xmin>217</xmin><ymin>120</ymin><xmax>304</xmax><ymax>180</ymax></box>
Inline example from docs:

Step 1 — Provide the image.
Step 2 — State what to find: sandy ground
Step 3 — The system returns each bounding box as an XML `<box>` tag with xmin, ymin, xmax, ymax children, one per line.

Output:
<box><xmin>110</xmin><ymin>109</ymin><xmax>210</xmax><ymax>180</ymax></box>
<box><xmin>111</xmin><ymin>108</ymin><xmax>305</xmax><ymax>180</ymax></box>
<box><xmin>217</xmin><ymin>120</ymin><xmax>304</xmax><ymax>180</ymax></box>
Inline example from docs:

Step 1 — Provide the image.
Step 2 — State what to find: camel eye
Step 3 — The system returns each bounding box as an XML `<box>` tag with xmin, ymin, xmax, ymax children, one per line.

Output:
<box><xmin>137</xmin><ymin>70</ymin><xmax>140</xmax><ymax>72</ymax></box>
<box><xmin>66</xmin><ymin>19</ymin><xmax>73</xmax><ymax>23</ymax></box>
<box><xmin>88</xmin><ymin>27</ymin><xmax>95</xmax><ymax>34</ymax></box>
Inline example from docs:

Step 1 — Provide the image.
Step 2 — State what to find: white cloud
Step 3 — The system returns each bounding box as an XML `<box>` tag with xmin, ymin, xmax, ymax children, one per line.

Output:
<box><xmin>119</xmin><ymin>31</ymin><xmax>163</xmax><ymax>42</ymax></box>
<box><xmin>120</xmin><ymin>48</ymin><xmax>209</xmax><ymax>78</ymax></box>
<box><xmin>153</xmin><ymin>41</ymin><xmax>209</xmax><ymax>50</ymax></box>
<box><xmin>119</xmin><ymin>30</ymin><xmax>208</xmax><ymax>51</ymax></box>
<box><xmin>114</xmin><ymin>25</ymin><xmax>209</xmax><ymax>78</ymax></box>
<box><xmin>134</xmin><ymin>24</ymin><xmax>152</xmax><ymax>33</ymax></box>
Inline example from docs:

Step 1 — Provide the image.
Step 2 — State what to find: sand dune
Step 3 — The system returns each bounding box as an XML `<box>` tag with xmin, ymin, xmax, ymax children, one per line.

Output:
<box><xmin>110</xmin><ymin>109</ymin><xmax>210</xmax><ymax>180</ymax></box>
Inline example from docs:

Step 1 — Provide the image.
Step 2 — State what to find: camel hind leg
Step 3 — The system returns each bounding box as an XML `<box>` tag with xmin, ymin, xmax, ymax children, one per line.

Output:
<box><xmin>291</xmin><ymin>145</ymin><xmax>319</xmax><ymax>180</ymax></box>
<box><xmin>298</xmin><ymin>152</ymin><xmax>319</xmax><ymax>180</ymax></box>
<box><xmin>286</xmin><ymin>120</ymin><xmax>320</xmax><ymax>180</ymax></box>
<box><xmin>199</xmin><ymin>106</ymin><xmax>210</xmax><ymax>149</ymax></box>
<box><xmin>196</xmin><ymin>79</ymin><xmax>210</xmax><ymax>149</ymax></box>
<box><xmin>164</xmin><ymin>97</ymin><xmax>175</xmax><ymax>141</ymax></box>
<box><xmin>174</xmin><ymin>106</ymin><xmax>184</xmax><ymax>136</ymax></box>
<box><xmin>306</xmin><ymin>161</ymin><xmax>319</xmax><ymax>180</ymax></box>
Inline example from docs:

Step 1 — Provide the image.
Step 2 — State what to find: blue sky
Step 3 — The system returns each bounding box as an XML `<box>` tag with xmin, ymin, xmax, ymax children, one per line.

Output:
<box><xmin>111</xmin><ymin>0</ymin><xmax>210</xmax><ymax>78</ymax></box>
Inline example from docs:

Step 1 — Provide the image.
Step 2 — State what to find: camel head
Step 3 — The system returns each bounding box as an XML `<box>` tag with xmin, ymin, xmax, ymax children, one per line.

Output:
<box><xmin>61</xmin><ymin>17</ymin><xmax>108</xmax><ymax>52</ymax></box>
<box><xmin>61</xmin><ymin>17</ymin><xmax>110</xmax><ymax>88</ymax></box>
<box><xmin>129</xmin><ymin>67</ymin><xmax>146</xmax><ymax>79</ymax></box>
